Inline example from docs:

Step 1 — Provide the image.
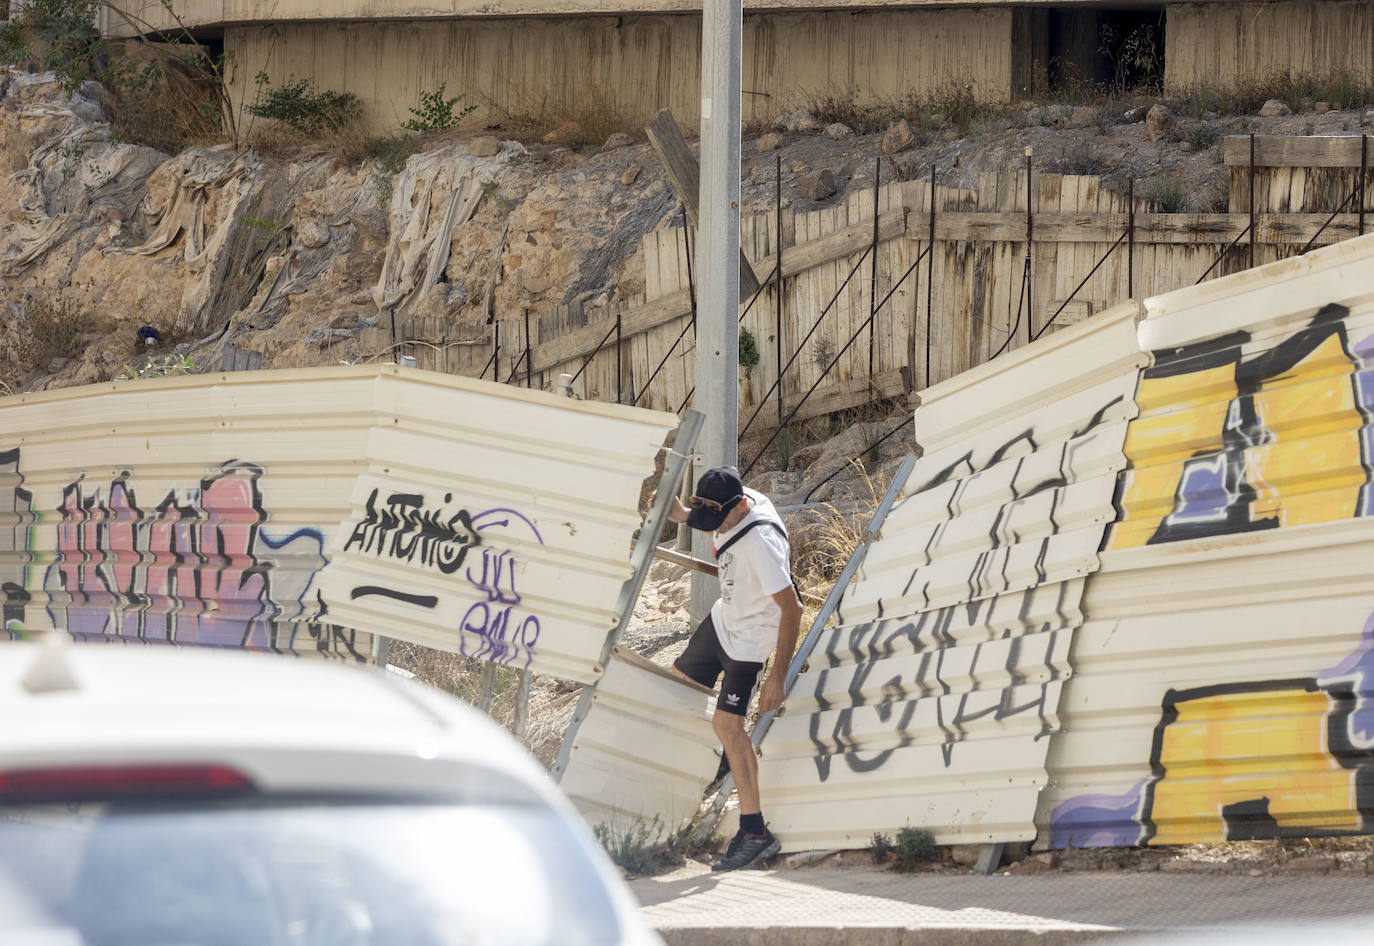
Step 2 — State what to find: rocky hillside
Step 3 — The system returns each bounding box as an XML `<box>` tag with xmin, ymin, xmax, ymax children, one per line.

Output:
<box><xmin>4</xmin><ymin>62</ymin><xmax>1373</xmax><ymax>397</ymax></box>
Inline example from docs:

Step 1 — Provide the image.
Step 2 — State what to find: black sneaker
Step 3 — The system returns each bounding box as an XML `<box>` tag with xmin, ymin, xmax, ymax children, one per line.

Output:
<box><xmin>711</xmin><ymin>829</ymin><xmax>780</xmax><ymax>872</ymax></box>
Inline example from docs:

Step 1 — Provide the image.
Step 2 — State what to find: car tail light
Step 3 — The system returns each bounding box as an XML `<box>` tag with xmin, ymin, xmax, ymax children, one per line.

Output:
<box><xmin>0</xmin><ymin>764</ymin><xmax>256</xmax><ymax>802</ymax></box>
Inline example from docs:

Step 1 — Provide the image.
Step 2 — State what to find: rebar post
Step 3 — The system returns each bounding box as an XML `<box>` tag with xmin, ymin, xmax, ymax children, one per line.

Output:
<box><xmin>1127</xmin><ymin>177</ymin><xmax>1135</xmax><ymax>298</ymax></box>
<box><xmin>925</xmin><ymin>164</ymin><xmax>935</xmax><ymax>389</ymax></box>
<box><xmin>869</xmin><ymin>157</ymin><xmax>880</xmax><ymax>382</ymax></box>
<box><xmin>1025</xmin><ymin>147</ymin><xmax>1033</xmax><ymax>344</ymax></box>
<box><xmin>776</xmin><ymin>153</ymin><xmax>784</xmax><ymax>425</ymax></box>
<box><xmin>1249</xmin><ymin>133</ymin><xmax>1256</xmax><ymax>269</ymax></box>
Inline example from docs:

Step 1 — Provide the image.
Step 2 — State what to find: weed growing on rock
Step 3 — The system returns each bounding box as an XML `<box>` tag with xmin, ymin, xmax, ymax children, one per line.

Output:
<box><xmin>1180</xmin><ymin>121</ymin><xmax>1222</xmax><ymax>152</ymax></box>
<box><xmin>117</xmin><ymin>354</ymin><xmax>194</xmax><ymax>380</ymax></box>
<box><xmin>870</xmin><ymin>832</ymin><xmax>895</xmax><ymax>865</ymax></box>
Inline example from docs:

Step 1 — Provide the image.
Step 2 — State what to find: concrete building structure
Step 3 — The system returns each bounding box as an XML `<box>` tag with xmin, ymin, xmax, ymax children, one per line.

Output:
<box><xmin>97</xmin><ymin>1</ymin><xmax>1374</xmax><ymax>133</ymax></box>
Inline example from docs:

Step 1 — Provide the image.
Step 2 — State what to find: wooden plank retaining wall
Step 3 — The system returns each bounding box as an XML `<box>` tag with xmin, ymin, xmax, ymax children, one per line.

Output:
<box><xmin>363</xmin><ymin>136</ymin><xmax>1373</xmax><ymax>428</ymax></box>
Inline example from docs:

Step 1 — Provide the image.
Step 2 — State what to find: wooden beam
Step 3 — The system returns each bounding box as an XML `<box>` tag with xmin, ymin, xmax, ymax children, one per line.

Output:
<box><xmin>765</xmin><ymin>368</ymin><xmax>909</xmax><ymax>425</ymax></box>
<box><xmin>756</xmin><ymin>210</ymin><xmax>906</xmax><ymax>281</ymax></box>
<box><xmin>910</xmin><ymin>212</ymin><xmax>1368</xmax><ymax>245</ymax></box>
<box><xmin>532</xmin><ymin>211</ymin><xmax>902</xmax><ymax>374</ymax></box>
<box><xmin>645</xmin><ymin>108</ymin><xmax>761</xmax><ymax>297</ymax></box>
<box><xmin>1223</xmin><ymin>135</ymin><xmax>1370</xmax><ymax>168</ymax></box>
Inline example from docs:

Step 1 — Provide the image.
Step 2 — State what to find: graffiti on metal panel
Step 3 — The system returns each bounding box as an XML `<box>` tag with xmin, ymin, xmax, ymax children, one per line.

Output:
<box><xmin>1</xmin><ymin>447</ymin><xmax>35</xmax><ymax>633</ymax></box>
<box><xmin>805</xmin><ymin>394</ymin><xmax>1122</xmax><ymax>781</ymax></box>
<box><xmin>1107</xmin><ymin>303</ymin><xmax>1374</xmax><ymax>550</ymax></box>
<box><xmin>807</xmin><ymin>602</ymin><xmax>1065</xmax><ymax>780</ymax></box>
<box><xmin>460</xmin><ymin>510</ymin><xmax>545</xmax><ymax>668</ymax></box>
<box><xmin>1049</xmin><ymin>613</ymin><xmax>1374</xmax><ymax>847</ymax></box>
<box><xmin>346</xmin><ymin>492</ymin><xmax>546</xmax><ymax>669</ymax></box>
<box><xmin>342</xmin><ymin>488</ymin><xmax>481</xmax><ymax>575</ymax></box>
<box><xmin>42</xmin><ymin>460</ymin><xmax>343</xmax><ymax>652</ymax></box>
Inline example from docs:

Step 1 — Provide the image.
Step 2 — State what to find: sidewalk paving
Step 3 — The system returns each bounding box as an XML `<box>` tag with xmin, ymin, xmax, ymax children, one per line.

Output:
<box><xmin>631</xmin><ymin>861</ymin><xmax>1374</xmax><ymax>945</ymax></box>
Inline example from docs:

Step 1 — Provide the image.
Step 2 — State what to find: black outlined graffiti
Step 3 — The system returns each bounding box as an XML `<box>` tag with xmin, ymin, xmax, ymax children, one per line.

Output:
<box><xmin>1108</xmin><ymin>303</ymin><xmax>1374</xmax><ymax>550</ymax></box>
<box><xmin>1050</xmin><ymin>612</ymin><xmax>1374</xmax><ymax>848</ymax></box>
<box><xmin>41</xmin><ymin>460</ymin><xmax>342</xmax><ymax>655</ymax></box>
<box><xmin>812</xmin><ymin>394</ymin><xmax>1122</xmax><ymax>780</ymax></box>
<box><xmin>0</xmin><ymin>447</ymin><xmax>34</xmax><ymax>634</ymax></box>
<box><xmin>338</xmin><ymin>488</ymin><xmax>547</xmax><ymax>670</ymax></box>
<box><xmin>808</xmin><ymin>586</ymin><xmax>1068</xmax><ymax>780</ymax></box>
<box><xmin>343</xmin><ymin>488</ymin><xmax>481</xmax><ymax>574</ymax></box>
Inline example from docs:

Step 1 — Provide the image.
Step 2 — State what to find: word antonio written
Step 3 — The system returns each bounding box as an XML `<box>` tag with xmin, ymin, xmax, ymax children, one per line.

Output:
<box><xmin>343</xmin><ymin>489</ymin><xmax>481</xmax><ymax>574</ymax></box>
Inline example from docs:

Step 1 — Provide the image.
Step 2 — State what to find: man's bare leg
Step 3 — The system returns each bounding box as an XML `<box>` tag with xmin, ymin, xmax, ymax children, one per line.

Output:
<box><xmin>713</xmin><ymin>709</ymin><xmax>760</xmax><ymax>815</ymax></box>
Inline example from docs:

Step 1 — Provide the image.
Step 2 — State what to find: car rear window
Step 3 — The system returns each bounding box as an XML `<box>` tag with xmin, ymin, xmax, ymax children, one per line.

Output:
<box><xmin>0</xmin><ymin>800</ymin><xmax>623</xmax><ymax>946</ymax></box>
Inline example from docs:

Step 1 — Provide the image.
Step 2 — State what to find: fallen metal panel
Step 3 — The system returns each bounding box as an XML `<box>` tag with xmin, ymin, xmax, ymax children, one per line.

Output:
<box><xmin>758</xmin><ymin>302</ymin><xmax>1146</xmax><ymax>851</ymax></box>
<box><xmin>1039</xmin><ymin>232</ymin><xmax>1374</xmax><ymax>848</ymax></box>
<box><xmin>0</xmin><ymin>367</ymin><xmax>677</xmax><ymax>679</ymax></box>
<box><xmin>557</xmin><ymin>646</ymin><xmax>720</xmax><ymax>833</ymax></box>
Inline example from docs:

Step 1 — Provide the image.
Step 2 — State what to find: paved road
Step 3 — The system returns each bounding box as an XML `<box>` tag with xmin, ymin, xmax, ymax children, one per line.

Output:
<box><xmin>631</xmin><ymin>861</ymin><xmax>1374</xmax><ymax>945</ymax></box>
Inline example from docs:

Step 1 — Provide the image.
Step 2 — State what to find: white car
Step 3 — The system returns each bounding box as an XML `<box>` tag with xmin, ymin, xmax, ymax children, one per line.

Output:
<box><xmin>1</xmin><ymin>636</ymin><xmax>662</xmax><ymax>946</ymax></box>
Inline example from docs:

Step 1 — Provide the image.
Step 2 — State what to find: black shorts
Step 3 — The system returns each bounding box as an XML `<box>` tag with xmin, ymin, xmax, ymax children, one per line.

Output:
<box><xmin>673</xmin><ymin>614</ymin><xmax>764</xmax><ymax>717</ymax></box>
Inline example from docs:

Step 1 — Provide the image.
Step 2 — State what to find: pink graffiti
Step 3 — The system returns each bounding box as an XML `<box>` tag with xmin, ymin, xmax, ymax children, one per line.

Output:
<box><xmin>49</xmin><ymin>461</ymin><xmax>297</xmax><ymax>649</ymax></box>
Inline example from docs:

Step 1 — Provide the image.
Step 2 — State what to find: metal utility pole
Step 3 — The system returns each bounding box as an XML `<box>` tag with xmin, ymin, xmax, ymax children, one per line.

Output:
<box><xmin>690</xmin><ymin>0</ymin><xmax>742</xmax><ymax>624</ymax></box>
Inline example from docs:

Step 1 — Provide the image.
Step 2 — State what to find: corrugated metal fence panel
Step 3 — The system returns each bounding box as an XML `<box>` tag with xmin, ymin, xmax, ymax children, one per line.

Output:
<box><xmin>0</xmin><ymin>371</ymin><xmax>379</xmax><ymax>660</ymax></box>
<box><xmin>760</xmin><ymin>302</ymin><xmax>1147</xmax><ymax>851</ymax></box>
<box><xmin>1039</xmin><ymin>232</ymin><xmax>1374</xmax><ymax>848</ymax></box>
<box><xmin>0</xmin><ymin>367</ymin><xmax>678</xmax><ymax>679</ymax></box>
<box><xmin>317</xmin><ymin>371</ymin><xmax>677</xmax><ymax>684</ymax></box>
<box><xmin>558</xmin><ymin>647</ymin><xmax>720</xmax><ymax>833</ymax></box>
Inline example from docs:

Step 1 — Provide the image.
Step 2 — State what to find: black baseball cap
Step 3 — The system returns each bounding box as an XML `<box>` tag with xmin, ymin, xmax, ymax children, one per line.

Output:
<box><xmin>685</xmin><ymin>466</ymin><xmax>745</xmax><ymax>532</ymax></box>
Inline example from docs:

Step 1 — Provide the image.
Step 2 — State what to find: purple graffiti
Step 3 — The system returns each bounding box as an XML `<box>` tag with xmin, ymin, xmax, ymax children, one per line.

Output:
<box><xmin>44</xmin><ymin>461</ymin><xmax>328</xmax><ymax>651</ymax></box>
<box><xmin>459</xmin><ymin>601</ymin><xmax>541</xmax><ymax>669</ymax></box>
<box><xmin>1048</xmin><ymin>782</ymin><xmax>1147</xmax><ymax>850</ymax></box>
<box><xmin>1319</xmin><ymin>610</ymin><xmax>1374</xmax><ymax>748</ymax></box>
<box><xmin>472</xmin><ymin>508</ymin><xmax>544</xmax><ymax>544</ymax></box>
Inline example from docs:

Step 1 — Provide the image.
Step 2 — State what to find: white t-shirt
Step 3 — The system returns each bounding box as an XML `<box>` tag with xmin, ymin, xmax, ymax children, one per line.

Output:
<box><xmin>709</xmin><ymin>488</ymin><xmax>793</xmax><ymax>663</ymax></box>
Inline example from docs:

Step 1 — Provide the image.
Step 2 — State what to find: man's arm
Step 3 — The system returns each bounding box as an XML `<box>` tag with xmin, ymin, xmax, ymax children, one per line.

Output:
<box><xmin>757</xmin><ymin>585</ymin><xmax>803</xmax><ymax>714</ymax></box>
<box><xmin>648</xmin><ymin>489</ymin><xmax>691</xmax><ymax>524</ymax></box>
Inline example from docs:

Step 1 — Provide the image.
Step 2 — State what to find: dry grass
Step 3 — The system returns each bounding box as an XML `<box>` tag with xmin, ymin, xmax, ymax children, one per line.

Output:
<box><xmin>0</xmin><ymin>294</ymin><xmax>104</xmax><ymax>393</ymax></box>
<box><xmin>388</xmin><ymin>639</ymin><xmax>583</xmax><ymax>768</ymax></box>
<box><xmin>483</xmin><ymin>88</ymin><xmax>644</xmax><ymax>151</ymax></box>
<box><xmin>101</xmin><ymin>57</ymin><xmax>222</xmax><ymax>154</ymax></box>
<box><xmin>789</xmin><ymin>460</ymin><xmax>891</xmax><ymax>607</ymax></box>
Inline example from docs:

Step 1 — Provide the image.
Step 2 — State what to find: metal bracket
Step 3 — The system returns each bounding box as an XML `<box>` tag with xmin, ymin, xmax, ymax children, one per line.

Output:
<box><xmin>974</xmin><ymin>843</ymin><xmax>1005</xmax><ymax>876</ymax></box>
<box><xmin>695</xmin><ymin>451</ymin><xmax>919</xmax><ymax>840</ymax></box>
<box><xmin>551</xmin><ymin>409</ymin><xmax>705</xmax><ymax>781</ymax></box>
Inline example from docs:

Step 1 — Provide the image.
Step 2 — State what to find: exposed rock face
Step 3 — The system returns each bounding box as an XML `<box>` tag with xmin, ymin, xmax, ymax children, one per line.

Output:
<box><xmin>1145</xmin><ymin>104</ymin><xmax>1175</xmax><ymax>143</ymax></box>
<box><xmin>774</xmin><ymin>108</ymin><xmax>821</xmax><ymax>134</ymax></box>
<box><xmin>881</xmin><ymin>119</ymin><xmax>915</xmax><ymax>154</ymax></box>
<box><xmin>797</xmin><ymin>169</ymin><xmax>836</xmax><ymax>200</ymax></box>
<box><xmin>0</xmin><ymin>68</ymin><xmax>674</xmax><ymax>394</ymax></box>
<box><xmin>1259</xmin><ymin>99</ymin><xmax>1292</xmax><ymax>117</ymax></box>
<box><xmin>469</xmin><ymin>136</ymin><xmax>502</xmax><ymax>157</ymax></box>
<box><xmin>824</xmin><ymin>122</ymin><xmax>854</xmax><ymax>139</ymax></box>
<box><xmin>756</xmin><ymin>131</ymin><xmax>783</xmax><ymax>152</ymax></box>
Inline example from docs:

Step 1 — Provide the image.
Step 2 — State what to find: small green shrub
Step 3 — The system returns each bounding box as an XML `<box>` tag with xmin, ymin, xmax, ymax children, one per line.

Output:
<box><xmin>1144</xmin><ymin>175</ymin><xmax>1189</xmax><ymax>213</ymax></box>
<box><xmin>117</xmin><ymin>354</ymin><xmax>195</xmax><ymax>380</ymax></box>
<box><xmin>247</xmin><ymin>72</ymin><xmax>363</xmax><ymax>135</ymax></box>
<box><xmin>870</xmin><ymin>832</ymin><xmax>895</xmax><ymax>865</ymax></box>
<box><xmin>593</xmin><ymin>816</ymin><xmax>693</xmax><ymax>877</ymax></box>
<box><xmin>1</xmin><ymin>0</ymin><xmax>104</xmax><ymax>92</ymax></box>
<box><xmin>401</xmin><ymin>81</ymin><xmax>476</xmax><ymax>134</ymax></box>
<box><xmin>1181</xmin><ymin>121</ymin><xmax>1222</xmax><ymax>152</ymax></box>
<box><xmin>738</xmin><ymin>328</ymin><xmax>761</xmax><ymax>371</ymax></box>
<box><xmin>892</xmin><ymin>827</ymin><xmax>937</xmax><ymax>872</ymax></box>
